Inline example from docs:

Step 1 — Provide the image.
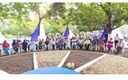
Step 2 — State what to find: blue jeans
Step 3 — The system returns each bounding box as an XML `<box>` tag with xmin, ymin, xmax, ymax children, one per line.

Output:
<box><xmin>52</xmin><ymin>44</ymin><xmax>55</xmax><ymax>50</ymax></box>
<box><xmin>3</xmin><ymin>48</ymin><xmax>9</xmax><ymax>55</ymax></box>
<box><xmin>13</xmin><ymin>47</ymin><xmax>18</xmax><ymax>52</ymax></box>
<box><xmin>72</xmin><ymin>44</ymin><xmax>76</xmax><ymax>49</ymax></box>
<box><xmin>45</xmin><ymin>45</ymin><xmax>49</xmax><ymax>51</ymax></box>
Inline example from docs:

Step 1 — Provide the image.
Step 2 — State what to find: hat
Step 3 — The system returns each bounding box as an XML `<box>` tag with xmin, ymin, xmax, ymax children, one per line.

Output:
<box><xmin>93</xmin><ymin>36</ymin><xmax>97</xmax><ymax>39</ymax></box>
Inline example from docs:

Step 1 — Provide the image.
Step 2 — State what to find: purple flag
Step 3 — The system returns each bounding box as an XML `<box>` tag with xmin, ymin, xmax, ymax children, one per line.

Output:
<box><xmin>64</xmin><ymin>27</ymin><xmax>69</xmax><ymax>39</ymax></box>
<box><xmin>31</xmin><ymin>21</ymin><xmax>41</xmax><ymax>41</ymax></box>
<box><xmin>98</xmin><ymin>24</ymin><xmax>109</xmax><ymax>44</ymax></box>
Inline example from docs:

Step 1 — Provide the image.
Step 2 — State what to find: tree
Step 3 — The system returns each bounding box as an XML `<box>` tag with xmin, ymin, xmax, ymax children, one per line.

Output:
<box><xmin>1</xmin><ymin>2</ymin><xmax>128</xmax><ymax>37</ymax></box>
<box><xmin>97</xmin><ymin>2</ymin><xmax>128</xmax><ymax>33</ymax></box>
<box><xmin>73</xmin><ymin>3</ymin><xmax>107</xmax><ymax>32</ymax></box>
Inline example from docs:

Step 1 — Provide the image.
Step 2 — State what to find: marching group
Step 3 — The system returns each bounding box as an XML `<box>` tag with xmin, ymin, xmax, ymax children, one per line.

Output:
<box><xmin>1</xmin><ymin>33</ymin><xmax>125</xmax><ymax>56</ymax></box>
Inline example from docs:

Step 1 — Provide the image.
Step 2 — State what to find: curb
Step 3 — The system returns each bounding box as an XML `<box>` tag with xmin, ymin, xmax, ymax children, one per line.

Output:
<box><xmin>33</xmin><ymin>52</ymin><xmax>38</xmax><ymax>69</ymax></box>
<box><xmin>58</xmin><ymin>51</ymin><xmax>71</xmax><ymax>67</ymax></box>
<box><xmin>75</xmin><ymin>54</ymin><xmax>107</xmax><ymax>72</ymax></box>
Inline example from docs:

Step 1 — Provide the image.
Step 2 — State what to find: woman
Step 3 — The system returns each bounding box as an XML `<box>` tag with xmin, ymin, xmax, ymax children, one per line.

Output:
<box><xmin>107</xmin><ymin>38</ymin><xmax>114</xmax><ymax>53</ymax></box>
<box><xmin>2</xmin><ymin>40</ymin><xmax>10</xmax><ymax>55</ymax></box>
<box><xmin>22</xmin><ymin>40</ymin><xmax>28</xmax><ymax>52</ymax></box>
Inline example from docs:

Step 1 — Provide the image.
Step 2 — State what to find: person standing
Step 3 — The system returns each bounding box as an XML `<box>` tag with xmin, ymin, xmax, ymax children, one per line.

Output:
<box><xmin>114</xmin><ymin>34</ymin><xmax>120</xmax><ymax>48</ymax></box>
<box><xmin>2</xmin><ymin>40</ymin><xmax>10</xmax><ymax>55</ymax></box>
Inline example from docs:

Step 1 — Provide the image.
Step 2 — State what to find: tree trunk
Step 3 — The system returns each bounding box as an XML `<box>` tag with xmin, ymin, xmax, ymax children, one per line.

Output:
<box><xmin>107</xmin><ymin>11</ymin><xmax>113</xmax><ymax>34</ymax></box>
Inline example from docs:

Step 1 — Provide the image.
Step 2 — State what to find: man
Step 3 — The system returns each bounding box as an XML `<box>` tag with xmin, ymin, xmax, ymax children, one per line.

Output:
<box><xmin>12</xmin><ymin>40</ymin><xmax>19</xmax><ymax>53</ymax></box>
<box><xmin>116</xmin><ymin>39</ymin><xmax>124</xmax><ymax>54</ymax></box>
<box><xmin>91</xmin><ymin>37</ymin><xmax>98</xmax><ymax>51</ymax></box>
<box><xmin>114</xmin><ymin>34</ymin><xmax>120</xmax><ymax>48</ymax></box>
<box><xmin>58</xmin><ymin>37</ymin><xmax>64</xmax><ymax>50</ymax></box>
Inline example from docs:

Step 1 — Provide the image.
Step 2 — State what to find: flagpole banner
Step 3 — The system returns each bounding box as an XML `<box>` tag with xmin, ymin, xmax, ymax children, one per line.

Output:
<box><xmin>31</xmin><ymin>21</ymin><xmax>41</xmax><ymax>41</ymax></box>
<box><xmin>64</xmin><ymin>27</ymin><xmax>69</xmax><ymax>39</ymax></box>
<box><xmin>98</xmin><ymin>24</ymin><xmax>109</xmax><ymax>44</ymax></box>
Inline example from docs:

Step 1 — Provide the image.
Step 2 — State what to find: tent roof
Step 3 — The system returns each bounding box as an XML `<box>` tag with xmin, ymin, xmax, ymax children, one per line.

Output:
<box><xmin>0</xmin><ymin>32</ymin><xmax>6</xmax><ymax>43</ymax></box>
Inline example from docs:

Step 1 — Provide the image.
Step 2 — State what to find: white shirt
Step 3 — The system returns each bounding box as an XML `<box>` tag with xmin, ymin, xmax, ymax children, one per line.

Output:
<box><xmin>78</xmin><ymin>39</ymin><xmax>83</xmax><ymax>44</ymax></box>
<box><xmin>114</xmin><ymin>36</ymin><xmax>120</xmax><ymax>41</ymax></box>
<box><xmin>51</xmin><ymin>40</ymin><xmax>55</xmax><ymax>44</ymax></box>
<box><xmin>117</xmin><ymin>42</ymin><xmax>124</xmax><ymax>48</ymax></box>
<box><xmin>85</xmin><ymin>40</ymin><xmax>91</xmax><ymax>44</ymax></box>
<box><xmin>72</xmin><ymin>39</ymin><xmax>77</xmax><ymax>45</ymax></box>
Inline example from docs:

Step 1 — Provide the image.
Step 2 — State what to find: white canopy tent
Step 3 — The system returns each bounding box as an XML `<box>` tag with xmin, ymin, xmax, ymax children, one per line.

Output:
<box><xmin>38</xmin><ymin>22</ymin><xmax>46</xmax><ymax>41</ymax></box>
<box><xmin>0</xmin><ymin>32</ymin><xmax>6</xmax><ymax>43</ymax></box>
<box><xmin>69</xmin><ymin>29</ymin><xmax>75</xmax><ymax>39</ymax></box>
<box><xmin>111</xmin><ymin>27</ymin><xmax>128</xmax><ymax>48</ymax></box>
<box><xmin>119</xmin><ymin>24</ymin><xmax>128</xmax><ymax>30</ymax></box>
<box><xmin>0</xmin><ymin>32</ymin><xmax>6</xmax><ymax>50</ymax></box>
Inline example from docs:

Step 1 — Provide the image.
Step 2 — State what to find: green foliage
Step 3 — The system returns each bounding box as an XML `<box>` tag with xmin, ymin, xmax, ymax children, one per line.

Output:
<box><xmin>0</xmin><ymin>2</ymin><xmax>128</xmax><ymax>37</ymax></box>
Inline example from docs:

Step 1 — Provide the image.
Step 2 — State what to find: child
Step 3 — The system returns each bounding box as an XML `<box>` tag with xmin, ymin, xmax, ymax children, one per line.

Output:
<box><xmin>99</xmin><ymin>40</ymin><xmax>104</xmax><ymax>52</ymax></box>
<box><xmin>107</xmin><ymin>38</ymin><xmax>114</xmax><ymax>53</ymax></box>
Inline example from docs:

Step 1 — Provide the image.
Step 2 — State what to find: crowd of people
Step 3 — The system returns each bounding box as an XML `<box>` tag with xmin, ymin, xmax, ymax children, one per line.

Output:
<box><xmin>1</xmin><ymin>33</ymin><xmax>125</xmax><ymax>56</ymax></box>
